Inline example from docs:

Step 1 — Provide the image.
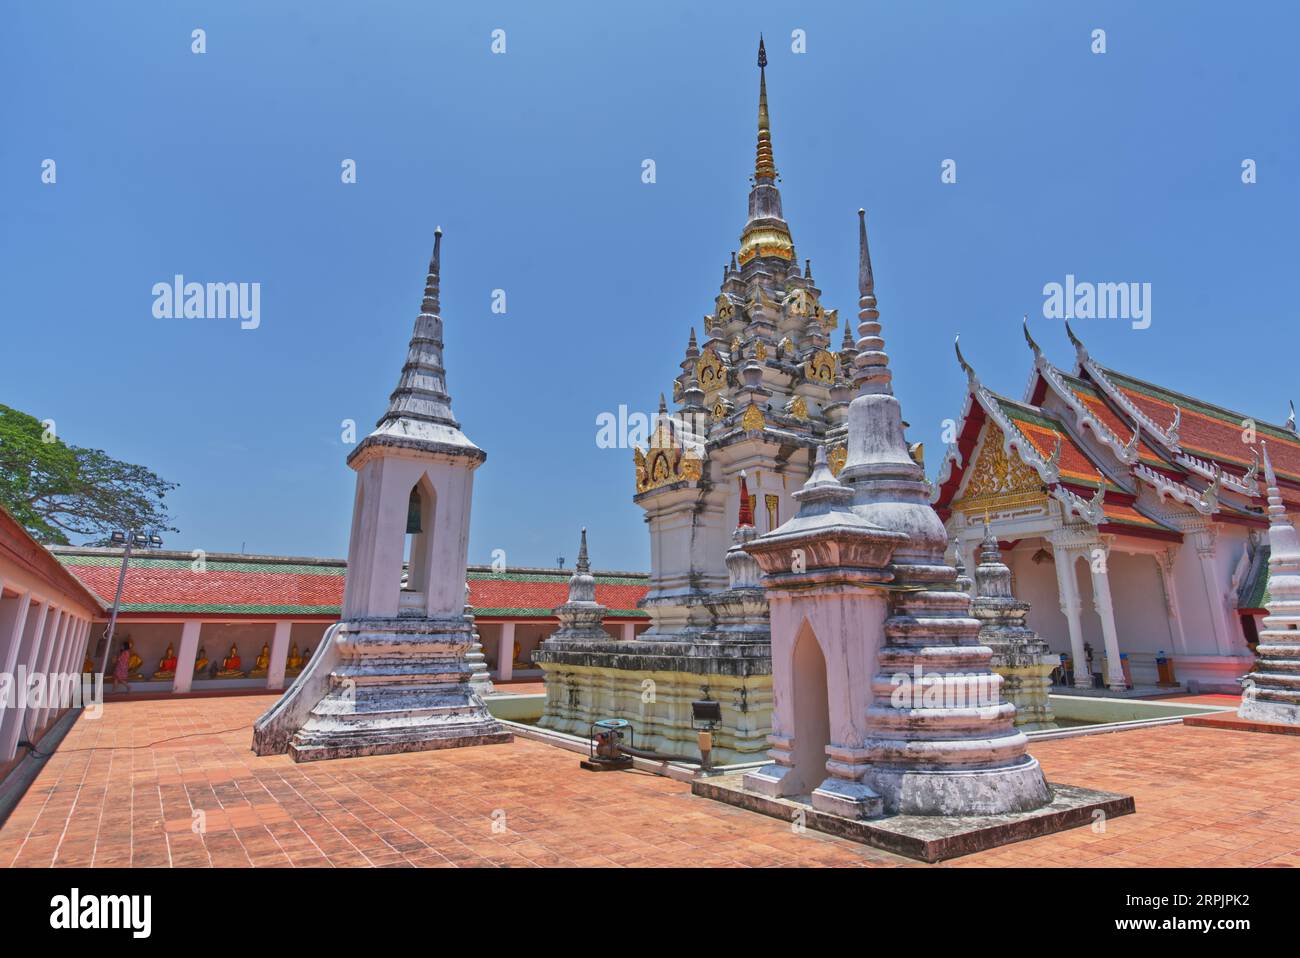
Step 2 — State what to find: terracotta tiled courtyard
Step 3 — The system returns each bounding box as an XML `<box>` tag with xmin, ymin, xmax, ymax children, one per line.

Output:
<box><xmin>3</xmin><ymin>694</ymin><xmax>1299</xmax><ymax>868</ymax></box>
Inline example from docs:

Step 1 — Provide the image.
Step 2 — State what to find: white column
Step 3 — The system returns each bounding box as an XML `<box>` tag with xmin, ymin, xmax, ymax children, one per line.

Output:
<box><xmin>172</xmin><ymin>621</ymin><xmax>203</xmax><ymax>694</ymax></box>
<box><xmin>69</xmin><ymin>619</ymin><xmax>90</xmax><ymax>677</ymax></box>
<box><xmin>1052</xmin><ymin>546</ymin><xmax>1090</xmax><ymax>688</ymax></box>
<box><xmin>267</xmin><ymin>621</ymin><xmax>292</xmax><ymax>690</ymax></box>
<box><xmin>0</xmin><ymin>590</ymin><xmax>33</xmax><ymax>678</ymax></box>
<box><xmin>1156</xmin><ymin>550</ymin><xmax>1188</xmax><ymax>654</ymax></box>
<box><xmin>35</xmin><ymin>614</ymin><xmax>76</xmax><ymax>730</ymax></box>
<box><xmin>1193</xmin><ymin>531</ymin><xmax>1236</xmax><ymax>655</ymax></box>
<box><xmin>619</xmin><ymin>621</ymin><xmax>636</xmax><ymax>642</ymax></box>
<box><xmin>1088</xmin><ymin>560</ymin><xmax>1126</xmax><ymax>690</ymax></box>
<box><xmin>0</xmin><ymin>602</ymin><xmax>54</xmax><ymax>762</ymax></box>
<box><xmin>497</xmin><ymin>621</ymin><xmax>515</xmax><ymax>681</ymax></box>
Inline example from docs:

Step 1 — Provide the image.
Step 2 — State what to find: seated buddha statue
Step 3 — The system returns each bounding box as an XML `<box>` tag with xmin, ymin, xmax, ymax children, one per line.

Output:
<box><xmin>512</xmin><ymin>639</ymin><xmax>530</xmax><ymax>669</ymax></box>
<box><xmin>284</xmin><ymin>644</ymin><xmax>304</xmax><ymax>675</ymax></box>
<box><xmin>216</xmin><ymin>644</ymin><xmax>245</xmax><ymax>678</ymax></box>
<box><xmin>152</xmin><ymin>643</ymin><xmax>178</xmax><ymax>680</ymax></box>
<box><xmin>193</xmin><ymin>646</ymin><xmax>209</xmax><ymax>674</ymax></box>
<box><xmin>126</xmin><ymin>638</ymin><xmax>145</xmax><ymax>679</ymax></box>
<box><xmin>248</xmin><ymin>643</ymin><xmax>271</xmax><ymax>678</ymax></box>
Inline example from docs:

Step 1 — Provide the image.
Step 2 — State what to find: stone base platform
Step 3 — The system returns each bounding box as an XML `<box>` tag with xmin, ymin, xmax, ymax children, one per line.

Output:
<box><xmin>1184</xmin><ymin>710</ymin><xmax>1300</xmax><ymax>737</ymax></box>
<box><xmin>692</xmin><ymin>773</ymin><xmax>1135</xmax><ymax>863</ymax></box>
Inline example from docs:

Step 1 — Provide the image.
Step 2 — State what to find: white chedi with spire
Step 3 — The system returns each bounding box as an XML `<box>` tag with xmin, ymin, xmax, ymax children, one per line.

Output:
<box><xmin>253</xmin><ymin>227</ymin><xmax>510</xmax><ymax>761</ymax></box>
<box><xmin>547</xmin><ymin>529</ymin><xmax>613</xmax><ymax>643</ymax></box>
<box><xmin>1239</xmin><ymin>442</ymin><xmax>1300</xmax><ymax>724</ymax></box>
<box><xmin>842</xmin><ymin>208</ymin><xmax>1048</xmax><ymax>814</ymax></box>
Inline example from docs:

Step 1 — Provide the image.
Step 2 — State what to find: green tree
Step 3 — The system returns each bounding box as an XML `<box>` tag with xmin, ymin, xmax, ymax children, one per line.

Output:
<box><xmin>0</xmin><ymin>404</ymin><xmax>178</xmax><ymax>545</ymax></box>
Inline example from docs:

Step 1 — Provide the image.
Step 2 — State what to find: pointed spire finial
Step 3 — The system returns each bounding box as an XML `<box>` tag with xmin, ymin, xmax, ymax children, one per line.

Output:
<box><xmin>852</xmin><ymin>207</ymin><xmax>891</xmax><ymax>395</ymax></box>
<box><xmin>658</xmin><ymin>392</ymin><xmax>668</xmax><ymax>415</ymax></box>
<box><xmin>1287</xmin><ymin>400</ymin><xmax>1297</xmax><ymax>433</ymax></box>
<box><xmin>1262</xmin><ymin>440</ymin><xmax>1278</xmax><ymax>490</ymax></box>
<box><xmin>577</xmin><ymin>527</ymin><xmax>590</xmax><ymax>573</ymax></box>
<box><xmin>753</xmin><ymin>36</ymin><xmax>777</xmax><ymax>181</ymax></box>
<box><xmin>858</xmin><ymin>209</ymin><xmax>874</xmax><ymax>297</ymax></box>
<box><xmin>422</xmin><ymin>226</ymin><xmax>443</xmax><ymax>314</ymax></box>
<box><xmin>805</xmin><ymin>258</ymin><xmax>813</xmax><ymax>282</ymax></box>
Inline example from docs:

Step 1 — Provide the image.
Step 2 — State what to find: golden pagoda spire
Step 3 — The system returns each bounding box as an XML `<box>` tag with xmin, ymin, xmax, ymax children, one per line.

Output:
<box><xmin>754</xmin><ymin>36</ymin><xmax>777</xmax><ymax>181</ymax></box>
<box><xmin>737</xmin><ymin>37</ymin><xmax>794</xmax><ymax>267</ymax></box>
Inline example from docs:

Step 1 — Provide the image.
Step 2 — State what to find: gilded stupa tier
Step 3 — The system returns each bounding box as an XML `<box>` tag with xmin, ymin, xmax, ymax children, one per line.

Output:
<box><xmin>636</xmin><ymin>39</ymin><xmax>857</xmax><ymax>501</ymax></box>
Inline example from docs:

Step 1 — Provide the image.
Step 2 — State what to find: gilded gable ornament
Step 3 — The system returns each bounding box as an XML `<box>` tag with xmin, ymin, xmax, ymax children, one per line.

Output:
<box><xmin>783</xmin><ymin>287</ymin><xmax>814</xmax><ymax>318</ymax></box>
<box><xmin>804</xmin><ymin>349</ymin><xmax>836</xmax><ymax>385</ymax></box>
<box><xmin>711</xmin><ymin>398</ymin><xmax>729</xmax><ymax>422</ymax></box>
<box><xmin>634</xmin><ymin>444</ymin><xmax>705</xmax><ymax>493</ymax></box>
<box><xmin>955</xmin><ymin>428</ymin><xmax>1046</xmax><ymax>513</ymax></box>
<box><xmin>741</xmin><ymin>404</ymin><xmax>766</xmax><ymax>432</ymax></box>
<box><xmin>696</xmin><ymin>348</ymin><xmax>725</xmax><ymax>394</ymax></box>
<box><xmin>790</xmin><ymin>395</ymin><xmax>809</xmax><ymax>419</ymax></box>
<box><xmin>715</xmin><ymin>294</ymin><xmax>735</xmax><ymax>323</ymax></box>
<box><xmin>754</xmin><ymin>340</ymin><xmax>767</xmax><ymax>361</ymax></box>
<box><xmin>828</xmin><ymin>444</ymin><xmax>847</xmax><ymax>477</ymax></box>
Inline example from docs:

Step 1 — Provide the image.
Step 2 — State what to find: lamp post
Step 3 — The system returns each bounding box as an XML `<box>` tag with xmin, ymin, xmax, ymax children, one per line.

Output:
<box><xmin>96</xmin><ymin>530</ymin><xmax>163</xmax><ymax>675</ymax></box>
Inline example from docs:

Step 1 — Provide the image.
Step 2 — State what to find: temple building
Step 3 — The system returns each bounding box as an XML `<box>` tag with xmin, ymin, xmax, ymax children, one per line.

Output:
<box><xmin>933</xmin><ymin>319</ymin><xmax>1300</xmax><ymax>693</ymax></box>
<box><xmin>536</xmin><ymin>40</ymin><xmax>864</xmax><ymax>763</ymax></box>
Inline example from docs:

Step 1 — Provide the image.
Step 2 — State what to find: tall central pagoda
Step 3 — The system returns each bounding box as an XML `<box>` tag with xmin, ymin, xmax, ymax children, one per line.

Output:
<box><xmin>536</xmin><ymin>40</ymin><xmax>855</xmax><ymax>763</ymax></box>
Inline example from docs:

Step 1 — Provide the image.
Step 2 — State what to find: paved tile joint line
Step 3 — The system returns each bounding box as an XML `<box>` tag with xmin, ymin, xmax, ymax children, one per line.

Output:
<box><xmin>1</xmin><ymin>694</ymin><xmax>1299</xmax><ymax>868</ymax></box>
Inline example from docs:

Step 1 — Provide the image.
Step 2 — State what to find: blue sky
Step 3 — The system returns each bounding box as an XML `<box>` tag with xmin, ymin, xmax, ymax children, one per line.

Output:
<box><xmin>3</xmin><ymin>2</ymin><xmax>1297</xmax><ymax>570</ymax></box>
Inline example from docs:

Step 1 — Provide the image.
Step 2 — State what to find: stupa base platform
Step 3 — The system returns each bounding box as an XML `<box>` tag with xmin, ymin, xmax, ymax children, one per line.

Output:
<box><xmin>290</xmin><ymin>720</ymin><xmax>512</xmax><ymax>763</ymax></box>
<box><xmin>534</xmin><ymin>639</ymin><xmax>773</xmax><ymax>766</ymax></box>
<box><xmin>1185</xmin><ymin>709</ymin><xmax>1300</xmax><ymax>737</ymax></box>
<box><xmin>692</xmin><ymin>772</ymin><xmax>1135</xmax><ymax>863</ymax></box>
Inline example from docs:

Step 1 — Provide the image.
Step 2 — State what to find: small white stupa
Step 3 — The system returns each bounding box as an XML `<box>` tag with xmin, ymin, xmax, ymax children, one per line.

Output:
<box><xmin>1239</xmin><ymin>442</ymin><xmax>1300</xmax><ymax>724</ymax></box>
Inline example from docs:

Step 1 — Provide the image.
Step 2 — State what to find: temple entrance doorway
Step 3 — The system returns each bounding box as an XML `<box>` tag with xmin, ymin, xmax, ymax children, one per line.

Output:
<box><xmin>788</xmin><ymin>622</ymin><xmax>831</xmax><ymax>795</ymax></box>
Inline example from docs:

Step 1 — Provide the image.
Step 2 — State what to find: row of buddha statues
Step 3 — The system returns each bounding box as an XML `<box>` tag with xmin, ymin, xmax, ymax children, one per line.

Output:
<box><xmin>84</xmin><ymin>636</ymin><xmax>312</xmax><ymax>682</ymax></box>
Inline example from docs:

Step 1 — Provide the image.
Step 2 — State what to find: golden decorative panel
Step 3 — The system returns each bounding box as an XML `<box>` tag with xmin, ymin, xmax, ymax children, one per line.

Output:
<box><xmin>828</xmin><ymin>444</ymin><xmax>847</xmax><ymax>477</ymax></box>
<box><xmin>790</xmin><ymin>395</ymin><xmax>809</xmax><ymax>419</ymax></box>
<box><xmin>634</xmin><ymin>445</ymin><xmax>704</xmax><ymax>494</ymax></box>
<box><xmin>741</xmin><ymin>404</ymin><xmax>766</xmax><ymax>432</ymax></box>
<box><xmin>953</xmin><ymin>427</ymin><xmax>1047</xmax><ymax>513</ymax></box>
<box><xmin>804</xmin><ymin>349</ymin><xmax>836</xmax><ymax>385</ymax></box>
<box><xmin>696</xmin><ymin>349</ymin><xmax>725</xmax><ymax>394</ymax></box>
<box><xmin>715</xmin><ymin>294</ymin><xmax>735</xmax><ymax>322</ymax></box>
<box><xmin>764</xmin><ymin>494</ymin><xmax>780</xmax><ymax>530</ymax></box>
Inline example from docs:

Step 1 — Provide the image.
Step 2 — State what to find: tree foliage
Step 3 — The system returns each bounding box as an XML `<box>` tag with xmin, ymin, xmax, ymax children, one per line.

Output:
<box><xmin>0</xmin><ymin>404</ymin><xmax>178</xmax><ymax>545</ymax></box>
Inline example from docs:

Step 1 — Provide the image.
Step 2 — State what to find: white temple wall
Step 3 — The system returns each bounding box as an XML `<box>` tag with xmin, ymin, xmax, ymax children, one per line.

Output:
<box><xmin>1169</xmin><ymin>525</ymin><xmax>1251</xmax><ymax>656</ymax></box>
<box><xmin>1106</xmin><ymin>550</ymin><xmax>1178</xmax><ymax>683</ymax></box>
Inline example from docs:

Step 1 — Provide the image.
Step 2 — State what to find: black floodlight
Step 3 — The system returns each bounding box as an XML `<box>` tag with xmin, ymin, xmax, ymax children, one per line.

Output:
<box><xmin>110</xmin><ymin>531</ymin><xmax>126</xmax><ymax>544</ymax></box>
<box><xmin>691</xmin><ymin>699</ymin><xmax>721</xmax><ymax>730</ymax></box>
